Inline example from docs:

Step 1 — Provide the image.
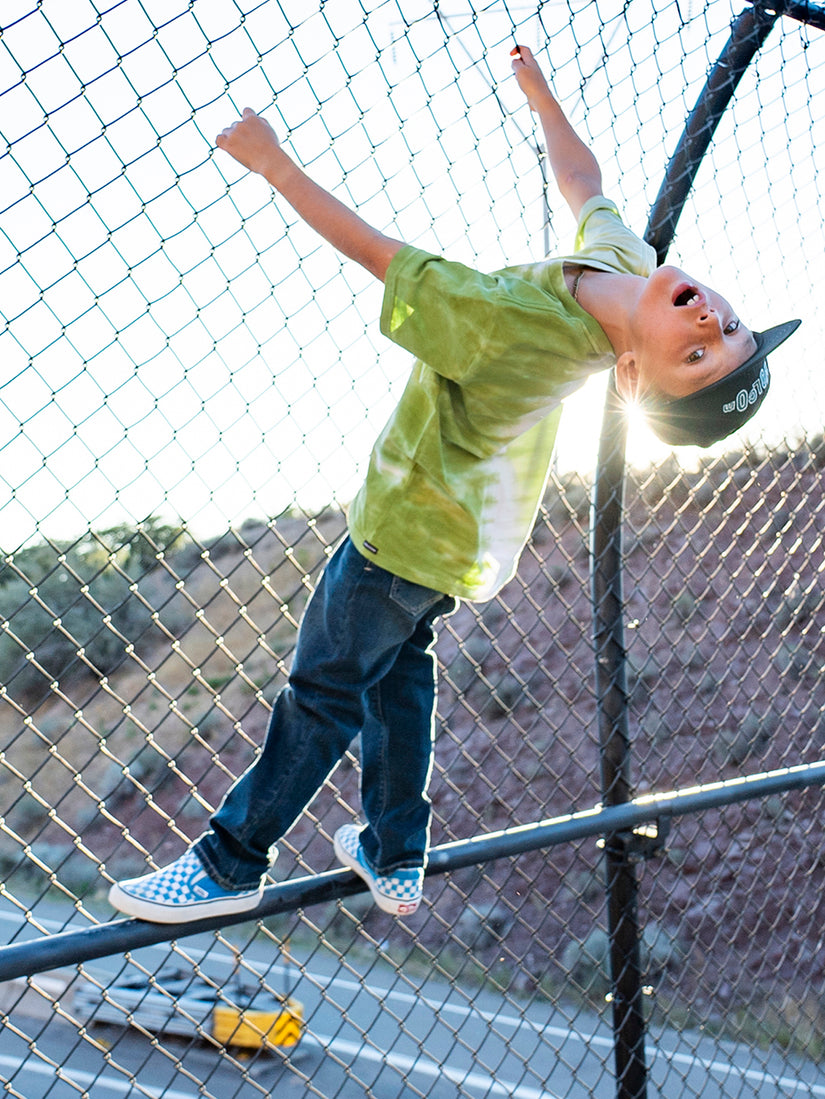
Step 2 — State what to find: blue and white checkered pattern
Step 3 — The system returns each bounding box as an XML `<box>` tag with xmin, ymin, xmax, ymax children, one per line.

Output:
<box><xmin>333</xmin><ymin>824</ymin><xmax>423</xmax><ymax>916</ymax></box>
<box><xmin>109</xmin><ymin>849</ymin><xmax>263</xmax><ymax>924</ymax></box>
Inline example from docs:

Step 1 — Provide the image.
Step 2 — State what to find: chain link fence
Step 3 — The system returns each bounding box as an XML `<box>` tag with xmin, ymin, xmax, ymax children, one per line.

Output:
<box><xmin>1</xmin><ymin>1</ymin><xmax>824</xmax><ymax>1096</ymax></box>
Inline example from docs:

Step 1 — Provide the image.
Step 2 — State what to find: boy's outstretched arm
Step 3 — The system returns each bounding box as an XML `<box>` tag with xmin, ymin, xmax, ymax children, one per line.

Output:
<box><xmin>216</xmin><ymin>109</ymin><xmax>405</xmax><ymax>282</ymax></box>
<box><xmin>511</xmin><ymin>45</ymin><xmax>603</xmax><ymax>220</ymax></box>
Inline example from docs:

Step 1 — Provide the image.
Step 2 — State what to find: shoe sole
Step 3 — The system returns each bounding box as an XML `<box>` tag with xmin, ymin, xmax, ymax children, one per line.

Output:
<box><xmin>333</xmin><ymin>832</ymin><xmax>421</xmax><ymax>917</ymax></box>
<box><xmin>108</xmin><ymin>881</ymin><xmax>263</xmax><ymax>924</ymax></box>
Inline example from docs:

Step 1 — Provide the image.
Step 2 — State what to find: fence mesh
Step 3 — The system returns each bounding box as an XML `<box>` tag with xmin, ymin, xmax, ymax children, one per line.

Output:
<box><xmin>1</xmin><ymin>1</ymin><xmax>825</xmax><ymax>1096</ymax></box>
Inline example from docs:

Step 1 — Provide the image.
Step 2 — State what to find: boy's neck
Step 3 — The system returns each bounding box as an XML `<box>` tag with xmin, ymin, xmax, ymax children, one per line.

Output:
<box><xmin>571</xmin><ymin>269</ymin><xmax>644</xmax><ymax>355</ymax></box>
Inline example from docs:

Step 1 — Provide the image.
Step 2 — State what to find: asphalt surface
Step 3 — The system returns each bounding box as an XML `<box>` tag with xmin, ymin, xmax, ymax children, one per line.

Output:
<box><xmin>2</xmin><ymin>899</ymin><xmax>825</xmax><ymax>1099</ymax></box>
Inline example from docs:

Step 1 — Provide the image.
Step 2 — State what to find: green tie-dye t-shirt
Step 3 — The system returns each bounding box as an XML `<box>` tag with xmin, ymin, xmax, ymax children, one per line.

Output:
<box><xmin>347</xmin><ymin>197</ymin><xmax>656</xmax><ymax>601</ymax></box>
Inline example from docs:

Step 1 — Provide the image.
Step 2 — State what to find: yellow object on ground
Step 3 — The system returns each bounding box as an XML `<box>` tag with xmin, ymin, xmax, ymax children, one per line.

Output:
<box><xmin>212</xmin><ymin>997</ymin><xmax>304</xmax><ymax>1049</ymax></box>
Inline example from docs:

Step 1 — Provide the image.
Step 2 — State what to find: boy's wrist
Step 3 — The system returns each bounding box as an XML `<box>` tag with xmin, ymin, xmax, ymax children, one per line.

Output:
<box><xmin>261</xmin><ymin>149</ymin><xmax>301</xmax><ymax>192</ymax></box>
<box><xmin>531</xmin><ymin>90</ymin><xmax>561</xmax><ymax>117</ymax></box>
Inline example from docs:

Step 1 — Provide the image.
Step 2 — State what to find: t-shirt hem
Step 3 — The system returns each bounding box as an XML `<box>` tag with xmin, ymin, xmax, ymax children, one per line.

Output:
<box><xmin>348</xmin><ymin>525</ymin><xmax>499</xmax><ymax>602</ymax></box>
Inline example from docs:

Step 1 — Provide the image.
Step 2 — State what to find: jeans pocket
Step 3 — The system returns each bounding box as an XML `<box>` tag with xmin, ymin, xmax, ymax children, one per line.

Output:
<box><xmin>389</xmin><ymin>574</ymin><xmax>447</xmax><ymax>618</ymax></box>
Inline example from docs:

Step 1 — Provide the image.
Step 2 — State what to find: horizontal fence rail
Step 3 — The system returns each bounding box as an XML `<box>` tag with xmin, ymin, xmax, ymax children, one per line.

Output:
<box><xmin>3</xmin><ymin>760</ymin><xmax>825</xmax><ymax>983</ymax></box>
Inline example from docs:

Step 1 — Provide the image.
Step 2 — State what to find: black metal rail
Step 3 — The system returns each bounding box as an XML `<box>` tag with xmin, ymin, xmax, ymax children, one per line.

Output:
<box><xmin>1</xmin><ymin>759</ymin><xmax>825</xmax><ymax>983</ymax></box>
<box><xmin>591</xmin><ymin>3</ymin><xmax>825</xmax><ymax>1096</ymax></box>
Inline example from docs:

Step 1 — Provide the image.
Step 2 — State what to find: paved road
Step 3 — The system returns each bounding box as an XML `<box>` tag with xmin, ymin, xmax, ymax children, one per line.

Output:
<box><xmin>2</xmin><ymin>900</ymin><xmax>825</xmax><ymax>1098</ymax></box>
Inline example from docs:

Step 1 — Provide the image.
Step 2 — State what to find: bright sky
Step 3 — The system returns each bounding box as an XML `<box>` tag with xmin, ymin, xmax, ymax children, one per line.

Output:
<box><xmin>0</xmin><ymin>0</ymin><xmax>822</xmax><ymax>549</ymax></box>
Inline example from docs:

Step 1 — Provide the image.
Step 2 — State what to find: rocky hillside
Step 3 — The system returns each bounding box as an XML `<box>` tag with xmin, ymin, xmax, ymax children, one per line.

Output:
<box><xmin>2</xmin><ymin>443</ymin><xmax>824</xmax><ymax>1037</ymax></box>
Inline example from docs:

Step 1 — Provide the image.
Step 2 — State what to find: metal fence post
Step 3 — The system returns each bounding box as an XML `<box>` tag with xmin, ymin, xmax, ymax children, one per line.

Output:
<box><xmin>591</xmin><ymin>381</ymin><xmax>648</xmax><ymax>1099</ymax></box>
<box><xmin>590</xmin><ymin>5</ymin><xmax>784</xmax><ymax>1097</ymax></box>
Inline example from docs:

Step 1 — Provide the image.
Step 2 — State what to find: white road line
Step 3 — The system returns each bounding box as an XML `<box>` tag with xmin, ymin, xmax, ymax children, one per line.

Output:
<box><xmin>5</xmin><ymin>907</ymin><xmax>825</xmax><ymax>1097</ymax></box>
<box><xmin>0</xmin><ymin>1052</ymin><xmax>200</xmax><ymax>1099</ymax></box>
<box><xmin>301</xmin><ymin>1033</ymin><xmax>563</xmax><ymax>1099</ymax></box>
<box><xmin>650</xmin><ymin>1045</ymin><xmax>825</xmax><ymax>1098</ymax></box>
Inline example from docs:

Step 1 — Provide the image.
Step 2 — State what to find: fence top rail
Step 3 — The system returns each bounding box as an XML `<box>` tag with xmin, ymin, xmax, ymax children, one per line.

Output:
<box><xmin>754</xmin><ymin>0</ymin><xmax>825</xmax><ymax>31</ymax></box>
<box><xmin>2</xmin><ymin>758</ymin><xmax>824</xmax><ymax>985</ymax></box>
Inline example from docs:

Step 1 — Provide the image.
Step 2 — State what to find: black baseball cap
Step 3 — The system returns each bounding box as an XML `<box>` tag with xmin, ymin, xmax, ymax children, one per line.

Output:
<box><xmin>641</xmin><ymin>319</ymin><xmax>801</xmax><ymax>448</ymax></box>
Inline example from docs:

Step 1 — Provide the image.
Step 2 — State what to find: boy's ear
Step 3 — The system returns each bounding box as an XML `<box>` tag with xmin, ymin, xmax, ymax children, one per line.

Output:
<box><xmin>614</xmin><ymin>352</ymin><xmax>639</xmax><ymax>401</ymax></box>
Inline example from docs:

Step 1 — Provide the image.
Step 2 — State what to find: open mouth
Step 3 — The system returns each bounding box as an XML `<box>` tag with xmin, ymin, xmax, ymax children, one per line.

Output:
<box><xmin>673</xmin><ymin>284</ymin><xmax>702</xmax><ymax>307</ymax></box>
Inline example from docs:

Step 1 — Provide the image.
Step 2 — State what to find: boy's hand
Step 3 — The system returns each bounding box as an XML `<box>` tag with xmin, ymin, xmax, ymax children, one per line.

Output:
<box><xmin>510</xmin><ymin>44</ymin><xmax>602</xmax><ymax>219</ymax></box>
<box><xmin>216</xmin><ymin>108</ymin><xmax>287</xmax><ymax>179</ymax></box>
<box><xmin>510</xmin><ymin>44</ymin><xmax>555</xmax><ymax>113</ymax></box>
<box><xmin>216</xmin><ymin>107</ymin><xmax>403</xmax><ymax>281</ymax></box>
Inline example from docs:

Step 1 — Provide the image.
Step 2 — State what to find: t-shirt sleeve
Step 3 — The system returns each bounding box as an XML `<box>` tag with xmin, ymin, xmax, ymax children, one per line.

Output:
<box><xmin>380</xmin><ymin>245</ymin><xmax>607</xmax><ymax>385</ymax></box>
<box><xmin>379</xmin><ymin>246</ymin><xmax>499</xmax><ymax>380</ymax></box>
<box><xmin>573</xmin><ymin>196</ymin><xmax>657</xmax><ymax>276</ymax></box>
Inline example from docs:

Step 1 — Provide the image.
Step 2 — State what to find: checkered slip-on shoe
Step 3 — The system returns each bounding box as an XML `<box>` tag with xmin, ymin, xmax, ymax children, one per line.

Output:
<box><xmin>108</xmin><ymin>849</ymin><xmax>264</xmax><ymax>924</ymax></box>
<box><xmin>333</xmin><ymin>824</ymin><xmax>423</xmax><ymax>916</ymax></box>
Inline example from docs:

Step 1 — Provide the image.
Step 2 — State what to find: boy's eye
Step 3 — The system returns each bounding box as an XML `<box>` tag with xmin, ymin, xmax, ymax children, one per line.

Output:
<box><xmin>687</xmin><ymin>319</ymin><xmax>739</xmax><ymax>363</ymax></box>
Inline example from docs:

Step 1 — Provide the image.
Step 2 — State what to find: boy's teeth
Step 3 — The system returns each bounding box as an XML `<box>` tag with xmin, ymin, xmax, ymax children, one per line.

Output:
<box><xmin>677</xmin><ymin>290</ymin><xmax>700</xmax><ymax>306</ymax></box>
<box><xmin>674</xmin><ymin>286</ymin><xmax>700</xmax><ymax>306</ymax></box>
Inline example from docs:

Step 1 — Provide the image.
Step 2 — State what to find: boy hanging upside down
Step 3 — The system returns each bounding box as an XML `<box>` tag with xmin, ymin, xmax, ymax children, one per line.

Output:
<box><xmin>109</xmin><ymin>46</ymin><xmax>799</xmax><ymax>923</ymax></box>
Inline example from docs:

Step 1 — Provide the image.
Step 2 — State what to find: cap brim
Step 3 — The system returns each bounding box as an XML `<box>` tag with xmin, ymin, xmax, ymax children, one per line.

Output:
<box><xmin>746</xmin><ymin>318</ymin><xmax>801</xmax><ymax>373</ymax></box>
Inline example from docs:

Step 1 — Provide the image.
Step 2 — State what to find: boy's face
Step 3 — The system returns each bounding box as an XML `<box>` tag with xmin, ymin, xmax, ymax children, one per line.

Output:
<box><xmin>626</xmin><ymin>266</ymin><xmax>758</xmax><ymax>400</ymax></box>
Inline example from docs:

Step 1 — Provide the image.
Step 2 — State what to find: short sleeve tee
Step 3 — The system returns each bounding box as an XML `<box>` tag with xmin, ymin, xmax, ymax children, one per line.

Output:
<box><xmin>346</xmin><ymin>197</ymin><xmax>656</xmax><ymax>601</ymax></box>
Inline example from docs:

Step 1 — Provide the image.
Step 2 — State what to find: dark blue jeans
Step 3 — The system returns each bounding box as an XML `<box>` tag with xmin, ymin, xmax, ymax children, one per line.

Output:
<box><xmin>195</xmin><ymin>536</ymin><xmax>457</xmax><ymax>890</ymax></box>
